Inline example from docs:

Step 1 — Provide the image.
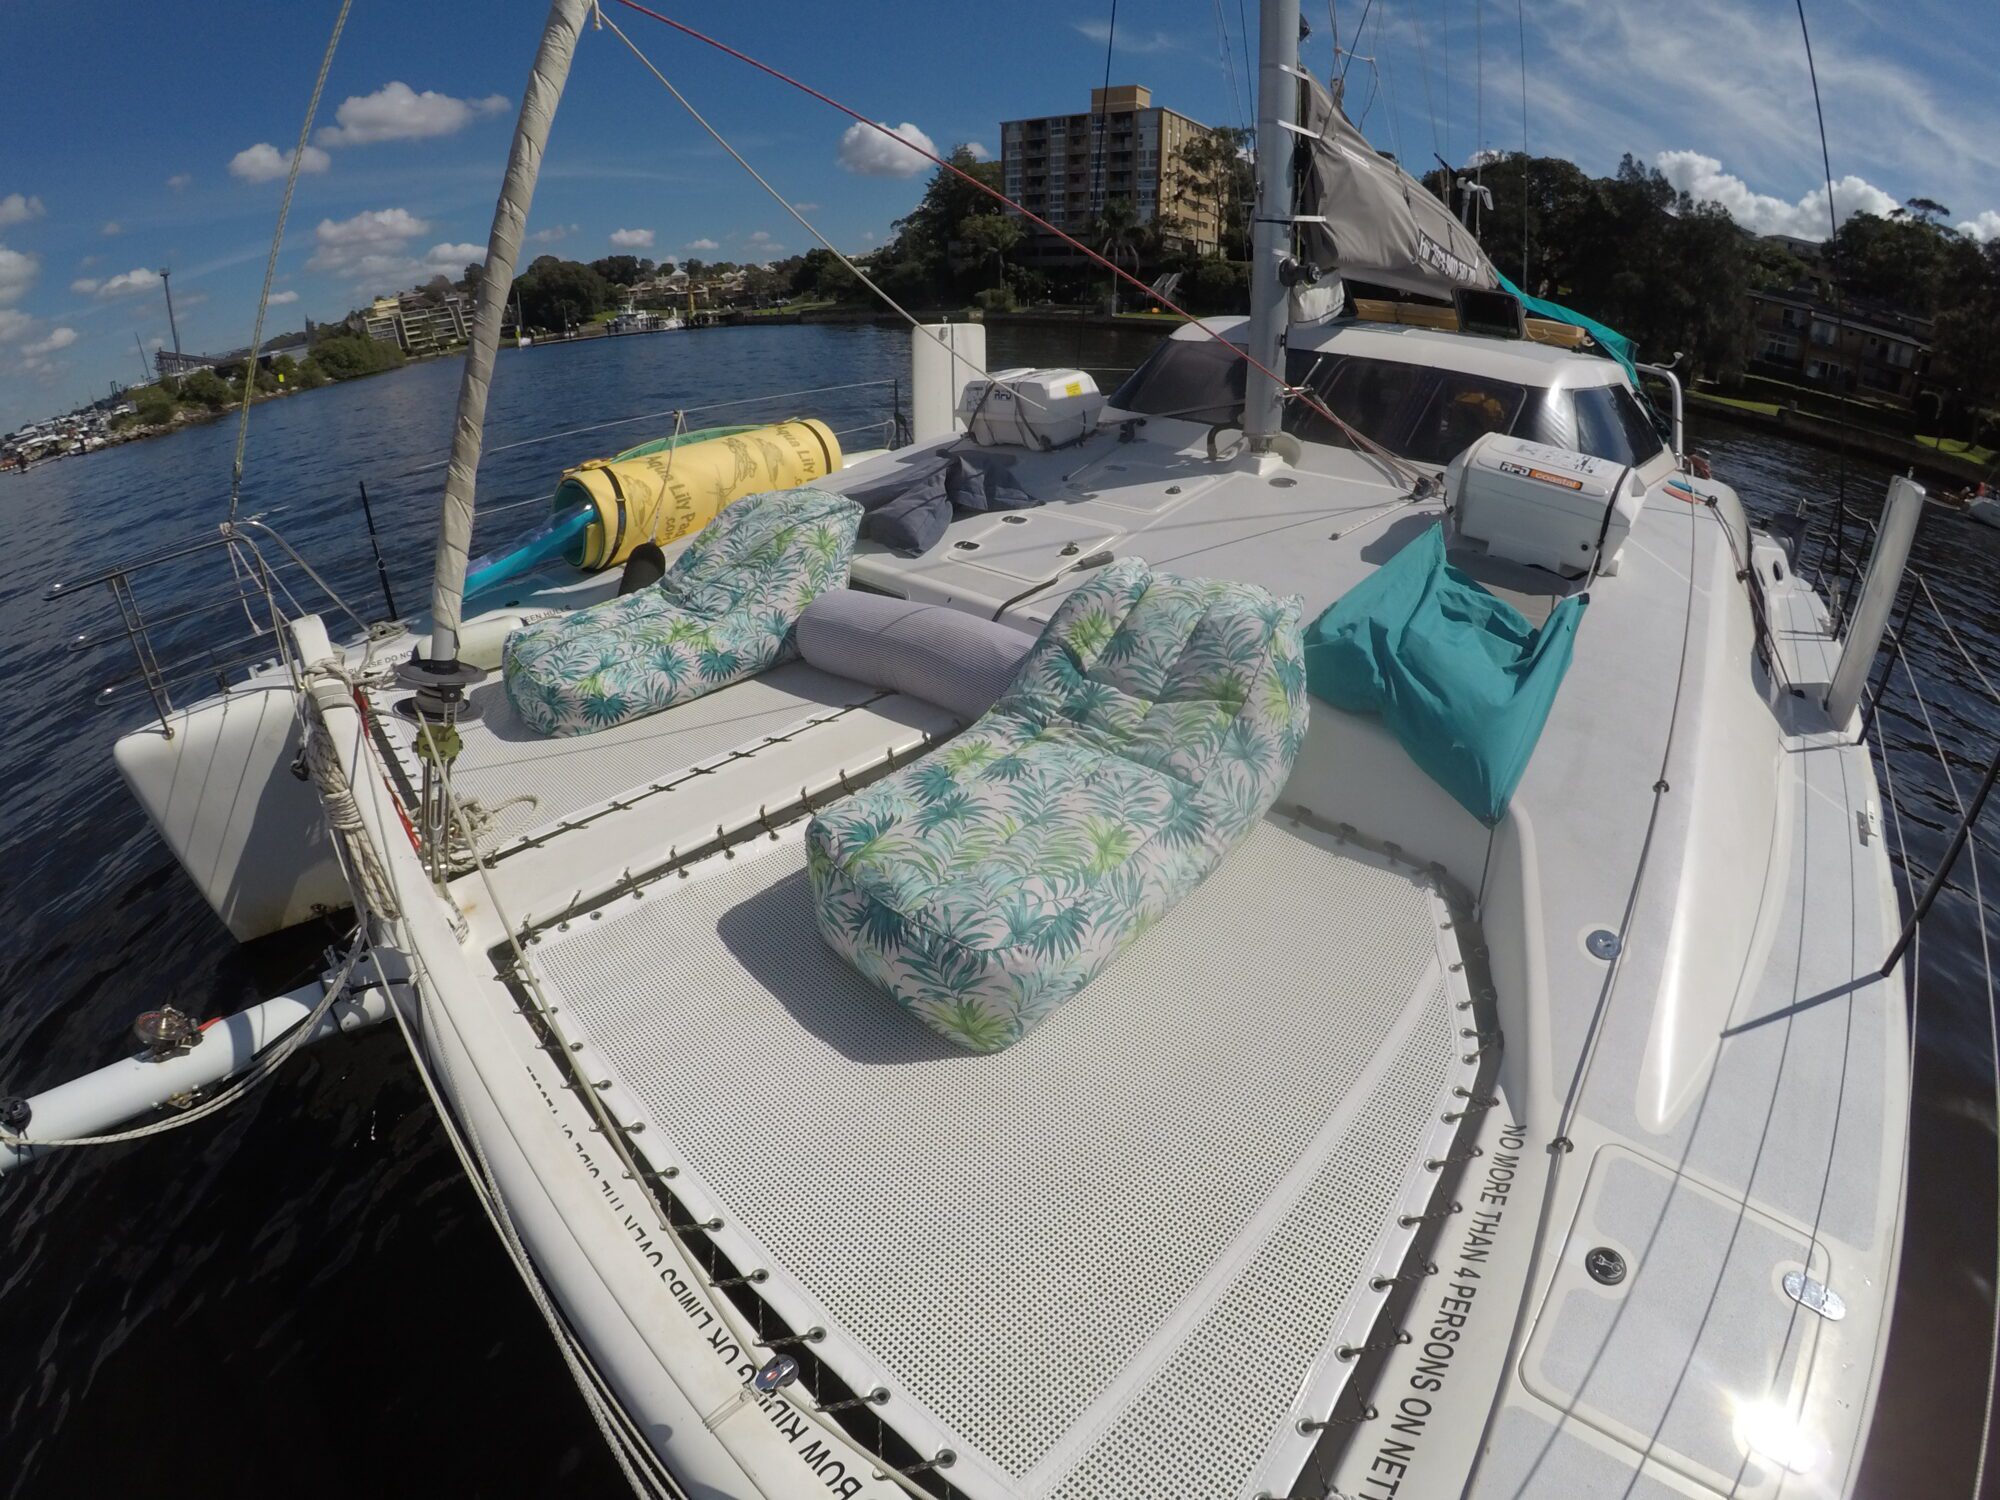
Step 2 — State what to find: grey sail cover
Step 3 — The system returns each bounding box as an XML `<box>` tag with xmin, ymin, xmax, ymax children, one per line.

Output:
<box><xmin>1294</xmin><ymin>72</ymin><xmax>1499</xmax><ymax>298</ymax></box>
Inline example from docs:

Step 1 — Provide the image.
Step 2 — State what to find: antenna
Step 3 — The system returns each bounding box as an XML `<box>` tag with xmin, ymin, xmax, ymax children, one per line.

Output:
<box><xmin>133</xmin><ymin>332</ymin><xmax>152</xmax><ymax>384</ymax></box>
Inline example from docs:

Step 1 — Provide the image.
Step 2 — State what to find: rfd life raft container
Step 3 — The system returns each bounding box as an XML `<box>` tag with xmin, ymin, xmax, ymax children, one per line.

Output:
<box><xmin>1447</xmin><ymin>432</ymin><xmax>1647</xmax><ymax>578</ymax></box>
<box><xmin>556</xmin><ymin>418</ymin><xmax>843</xmax><ymax>571</ymax></box>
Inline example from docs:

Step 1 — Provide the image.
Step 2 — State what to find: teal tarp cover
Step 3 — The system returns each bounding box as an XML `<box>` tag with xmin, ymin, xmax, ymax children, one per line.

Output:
<box><xmin>1496</xmin><ymin>271</ymin><xmax>1639</xmax><ymax>389</ymax></box>
<box><xmin>1304</xmin><ymin>524</ymin><xmax>1587</xmax><ymax>825</ymax></box>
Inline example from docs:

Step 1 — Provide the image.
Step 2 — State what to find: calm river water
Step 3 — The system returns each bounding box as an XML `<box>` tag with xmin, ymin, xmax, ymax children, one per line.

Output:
<box><xmin>0</xmin><ymin>322</ymin><xmax>1992</xmax><ymax>1496</ymax></box>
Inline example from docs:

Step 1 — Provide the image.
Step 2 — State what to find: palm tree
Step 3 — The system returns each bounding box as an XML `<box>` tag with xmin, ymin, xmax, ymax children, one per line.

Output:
<box><xmin>1095</xmin><ymin>198</ymin><xmax>1141</xmax><ymax>313</ymax></box>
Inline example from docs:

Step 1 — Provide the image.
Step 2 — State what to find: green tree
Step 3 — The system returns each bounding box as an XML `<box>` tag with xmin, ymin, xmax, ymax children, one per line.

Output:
<box><xmin>178</xmin><ymin>368</ymin><xmax>233</xmax><ymax>408</ymax></box>
<box><xmin>516</xmin><ymin>256</ymin><xmax>615</xmax><ymax>329</ymax></box>
<box><xmin>590</xmin><ymin>254</ymin><xmax>652</xmax><ymax>286</ymax></box>
<box><xmin>1930</xmin><ymin>237</ymin><xmax>2000</xmax><ymax>442</ymax></box>
<box><xmin>294</xmin><ymin>356</ymin><xmax>330</xmax><ymax>390</ymax></box>
<box><xmin>309</xmin><ymin>332</ymin><xmax>405</xmax><ymax>380</ymax></box>
<box><xmin>1093</xmin><ymin>198</ymin><xmax>1141</xmax><ymax>311</ymax></box>
<box><xmin>1174</xmin><ymin>127</ymin><xmax>1253</xmax><ymax>256</ymax></box>
<box><xmin>959</xmin><ymin>212</ymin><xmax>1023</xmax><ymax>291</ymax></box>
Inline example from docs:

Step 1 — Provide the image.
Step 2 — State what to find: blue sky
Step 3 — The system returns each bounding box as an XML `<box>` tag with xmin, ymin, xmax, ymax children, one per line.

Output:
<box><xmin>1</xmin><ymin>0</ymin><xmax>1995</xmax><ymax>430</ymax></box>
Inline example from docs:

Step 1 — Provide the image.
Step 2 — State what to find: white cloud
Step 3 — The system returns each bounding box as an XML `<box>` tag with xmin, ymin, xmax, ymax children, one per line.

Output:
<box><xmin>316</xmin><ymin>82</ymin><xmax>509</xmax><ymax>147</ymax></box>
<box><xmin>528</xmin><ymin>223</ymin><xmax>578</xmax><ymax>244</ymax></box>
<box><xmin>1654</xmin><ymin>150</ymin><xmax>1899</xmax><ymax>239</ymax></box>
<box><xmin>0</xmin><ymin>308</ymin><xmax>34</xmax><ymax>344</ymax></box>
<box><xmin>421</xmin><ymin>242</ymin><xmax>483</xmax><ymax>276</ymax></box>
<box><xmin>94</xmin><ymin>267</ymin><xmax>158</xmax><ymax>299</ymax></box>
<box><xmin>166</xmin><ymin>173</ymin><xmax>191</xmax><ymax>192</ymax></box>
<box><xmin>1959</xmin><ymin>211</ymin><xmax>2000</xmax><ymax>243</ymax></box>
<box><xmin>748</xmin><ymin>231</ymin><xmax>774</xmax><ymax>244</ymax></box>
<box><xmin>608</xmin><ymin>227</ymin><xmax>655</xmax><ymax>249</ymax></box>
<box><xmin>965</xmin><ymin>144</ymin><xmax>993</xmax><ymax>163</ymax></box>
<box><xmin>685</xmin><ymin>237</ymin><xmax>720</xmax><ymax>252</ymax></box>
<box><xmin>100</xmin><ymin>221</ymin><xmax>122</xmax><ymax>237</ymax></box>
<box><xmin>22</xmin><ymin>326</ymin><xmax>76</xmax><ymax>356</ymax></box>
<box><xmin>1071</xmin><ymin>19</ymin><xmax>1182</xmax><ymax>52</ymax></box>
<box><xmin>793</xmin><ymin>201</ymin><xmax>822</xmax><ymax>214</ymax></box>
<box><xmin>266</xmin><ymin>289</ymin><xmax>299</xmax><ymax>305</ymax></box>
<box><xmin>0</xmin><ymin>193</ymin><xmax>44</xmax><ymax>227</ymax></box>
<box><xmin>837</xmin><ymin>120</ymin><xmax>937</xmax><ymax>178</ymax></box>
<box><xmin>0</xmin><ymin>244</ymin><xmax>39</xmax><ymax>304</ymax></box>
<box><xmin>70</xmin><ymin>277</ymin><xmax>99</xmax><ymax>294</ymax></box>
<box><xmin>230</xmin><ymin>142</ymin><xmax>331</xmax><ymax>183</ymax></box>
<box><xmin>305</xmin><ymin>213</ymin><xmax>469</xmax><ymax>289</ymax></box>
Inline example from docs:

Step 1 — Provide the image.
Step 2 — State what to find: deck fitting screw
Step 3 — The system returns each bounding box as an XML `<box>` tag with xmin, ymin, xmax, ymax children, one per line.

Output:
<box><xmin>1585</xmin><ymin>1246</ymin><xmax>1628</xmax><ymax>1286</ymax></box>
<box><xmin>1586</xmin><ymin>929</ymin><xmax>1622</xmax><ymax>961</ymax></box>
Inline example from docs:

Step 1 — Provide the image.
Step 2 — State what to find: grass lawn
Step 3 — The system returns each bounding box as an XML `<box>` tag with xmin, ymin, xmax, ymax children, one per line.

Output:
<box><xmin>1691</xmin><ymin>392</ymin><xmax>1782</xmax><ymax>417</ymax></box>
<box><xmin>1916</xmin><ymin>435</ymin><xmax>1996</xmax><ymax>466</ymax></box>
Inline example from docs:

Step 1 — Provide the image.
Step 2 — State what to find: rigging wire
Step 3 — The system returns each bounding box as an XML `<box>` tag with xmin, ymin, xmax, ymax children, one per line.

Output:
<box><xmin>1515</xmin><ymin>0</ymin><xmax>1530</xmax><ymax>285</ymax></box>
<box><xmin>1214</xmin><ymin>0</ymin><xmax>1249</xmax><ymax>135</ymax></box>
<box><xmin>1336</xmin><ymin>0</ymin><xmax>1375</xmax><ymax>87</ymax></box>
<box><xmin>226</xmin><ymin>0</ymin><xmax>353</xmax><ymax>523</ymax></box>
<box><xmin>1472</xmin><ymin>0</ymin><xmax>1484</xmax><ymax>235</ymax></box>
<box><xmin>1236</xmin><ymin>0</ymin><xmax>1258</xmax><ymax>134</ymax></box>
<box><xmin>604</xmin><ymin>0</ymin><xmax>1423</xmax><ymax>488</ymax></box>
<box><xmin>1790</xmin><ymin>0</ymin><xmax>1853</xmax><ymax>604</ymax></box>
<box><xmin>1088</xmin><ymin>0</ymin><xmax>1119</xmax><ymax>350</ymax></box>
<box><xmin>1406</xmin><ymin>0</ymin><xmax>1443</xmax><ymax>166</ymax></box>
<box><xmin>597</xmin><ymin>13</ymin><xmax>1038</xmax><ymax>425</ymax></box>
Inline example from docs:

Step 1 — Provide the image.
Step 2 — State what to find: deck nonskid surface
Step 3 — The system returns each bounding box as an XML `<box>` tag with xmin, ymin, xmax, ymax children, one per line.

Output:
<box><xmin>529</xmin><ymin>813</ymin><xmax>1477</xmax><ymax>1498</ymax></box>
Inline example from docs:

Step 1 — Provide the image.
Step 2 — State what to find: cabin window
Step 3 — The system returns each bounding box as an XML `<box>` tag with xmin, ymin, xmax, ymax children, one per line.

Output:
<box><xmin>1108</xmin><ymin>337</ymin><xmax>1248</xmax><ymax>425</ymax></box>
<box><xmin>1403</xmin><ymin>373</ymin><xmax>1527</xmax><ymax>465</ymax></box>
<box><xmin>1524</xmin><ymin>384</ymin><xmax>1665</xmax><ymax>466</ymax></box>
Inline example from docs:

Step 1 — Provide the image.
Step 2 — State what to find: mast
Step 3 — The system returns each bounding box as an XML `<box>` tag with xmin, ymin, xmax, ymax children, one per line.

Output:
<box><xmin>1244</xmin><ymin>0</ymin><xmax>1302</xmax><ymax>449</ymax></box>
<box><xmin>420</xmin><ymin>0</ymin><xmax>593</xmax><ymax>673</ymax></box>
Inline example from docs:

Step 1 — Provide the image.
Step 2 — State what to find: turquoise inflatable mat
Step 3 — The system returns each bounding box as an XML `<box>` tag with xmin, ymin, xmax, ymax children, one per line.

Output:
<box><xmin>1303</xmin><ymin>523</ymin><xmax>1587</xmax><ymax>825</ymax></box>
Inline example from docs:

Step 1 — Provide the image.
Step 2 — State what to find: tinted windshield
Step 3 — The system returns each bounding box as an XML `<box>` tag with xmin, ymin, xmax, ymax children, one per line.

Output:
<box><xmin>1110</xmin><ymin>334</ymin><xmax>1653</xmax><ymax>465</ymax></box>
<box><xmin>1108</xmin><ymin>336</ymin><xmax>1247</xmax><ymax>426</ymax></box>
<box><xmin>1523</xmin><ymin>383</ymin><xmax>1666</xmax><ymax>465</ymax></box>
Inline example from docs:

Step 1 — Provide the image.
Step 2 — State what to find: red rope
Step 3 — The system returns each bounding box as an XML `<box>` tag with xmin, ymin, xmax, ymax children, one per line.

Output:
<box><xmin>605</xmin><ymin>0</ymin><xmax>1400</xmax><ymax>467</ymax></box>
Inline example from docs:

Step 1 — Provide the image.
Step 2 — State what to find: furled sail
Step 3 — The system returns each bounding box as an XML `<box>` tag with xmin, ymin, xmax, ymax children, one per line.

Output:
<box><xmin>425</xmin><ymin>0</ymin><xmax>594</xmax><ymax>666</ymax></box>
<box><xmin>1293</xmin><ymin>71</ymin><xmax>1499</xmax><ymax>299</ymax></box>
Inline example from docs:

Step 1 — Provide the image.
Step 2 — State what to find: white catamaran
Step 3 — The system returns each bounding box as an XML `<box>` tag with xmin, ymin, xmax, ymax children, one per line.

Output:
<box><xmin>14</xmin><ymin>2</ymin><xmax>1942</xmax><ymax>1496</ymax></box>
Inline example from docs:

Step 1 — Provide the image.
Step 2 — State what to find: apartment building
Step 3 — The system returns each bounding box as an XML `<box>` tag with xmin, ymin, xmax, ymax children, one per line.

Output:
<box><xmin>356</xmin><ymin>290</ymin><xmax>470</xmax><ymax>356</ymax></box>
<box><xmin>1747</xmin><ymin>286</ymin><xmax>1932</xmax><ymax>407</ymax></box>
<box><xmin>1000</xmin><ymin>86</ymin><xmax>1225</xmax><ymax>256</ymax></box>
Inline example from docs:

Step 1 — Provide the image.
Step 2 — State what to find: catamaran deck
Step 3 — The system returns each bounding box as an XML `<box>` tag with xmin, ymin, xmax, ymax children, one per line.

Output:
<box><xmin>519</xmin><ymin>806</ymin><xmax>1482</xmax><ymax>1498</ymax></box>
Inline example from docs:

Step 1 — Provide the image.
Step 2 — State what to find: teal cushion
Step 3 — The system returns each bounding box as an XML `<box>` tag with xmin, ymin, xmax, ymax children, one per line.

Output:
<box><xmin>807</xmin><ymin>558</ymin><xmax>1307</xmax><ymax>1052</ymax></box>
<box><xmin>1303</xmin><ymin>522</ymin><xmax>1585</xmax><ymax>824</ymax></box>
<box><xmin>502</xmin><ymin>486</ymin><xmax>861</xmax><ymax>736</ymax></box>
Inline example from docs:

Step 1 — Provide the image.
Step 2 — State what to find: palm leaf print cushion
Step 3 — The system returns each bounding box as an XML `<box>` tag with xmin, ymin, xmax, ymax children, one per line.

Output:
<box><xmin>807</xmin><ymin>557</ymin><xmax>1308</xmax><ymax>1051</ymax></box>
<box><xmin>503</xmin><ymin>486</ymin><xmax>862</xmax><ymax>737</ymax></box>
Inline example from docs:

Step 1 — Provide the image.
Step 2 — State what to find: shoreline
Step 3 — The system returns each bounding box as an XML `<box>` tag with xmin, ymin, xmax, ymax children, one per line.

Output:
<box><xmin>1686</xmin><ymin>390</ymin><xmax>1989</xmax><ymax>486</ymax></box>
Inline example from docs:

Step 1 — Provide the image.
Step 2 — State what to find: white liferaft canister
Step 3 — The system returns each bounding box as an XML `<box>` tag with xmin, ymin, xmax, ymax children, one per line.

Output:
<box><xmin>1447</xmin><ymin>432</ymin><xmax>1648</xmax><ymax>578</ymax></box>
<box><xmin>956</xmin><ymin>368</ymin><xmax>1105</xmax><ymax>450</ymax></box>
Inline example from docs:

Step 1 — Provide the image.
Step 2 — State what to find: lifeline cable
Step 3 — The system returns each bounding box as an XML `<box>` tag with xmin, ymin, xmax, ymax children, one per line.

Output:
<box><xmin>606</xmin><ymin>0</ymin><xmax>1423</xmax><ymax>488</ymax></box>
<box><xmin>226</xmin><ymin>0</ymin><xmax>353</xmax><ymax>523</ymax></box>
<box><xmin>1791</xmin><ymin>0</ymin><xmax>1853</xmax><ymax>604</ymax></box>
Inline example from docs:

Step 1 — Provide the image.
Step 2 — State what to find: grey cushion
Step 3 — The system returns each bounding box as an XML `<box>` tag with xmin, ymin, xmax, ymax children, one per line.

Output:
<box><xmin>794</xmin><ymin>590</ymin><xmax>1037</xmax><ymax>722</ymax></box>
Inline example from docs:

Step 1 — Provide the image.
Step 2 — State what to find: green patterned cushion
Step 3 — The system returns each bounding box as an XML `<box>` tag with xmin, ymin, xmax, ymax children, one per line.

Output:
<box><xmin>807</xmin><ymin>558</ymin><xmax>1307</xmax><ymax>1051</ymax></box>
<box><xmin>503</xmin><ymin>486</ymin><xmax>861</xmax><ymax>736</ymax></box>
